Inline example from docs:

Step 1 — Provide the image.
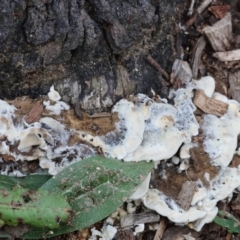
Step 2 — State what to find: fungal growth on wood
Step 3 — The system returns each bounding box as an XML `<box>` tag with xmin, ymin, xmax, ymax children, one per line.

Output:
<box><xmin>1</xmin><ymin>72</ymin><xmax>240</xmax><ymax>236</ymax></box>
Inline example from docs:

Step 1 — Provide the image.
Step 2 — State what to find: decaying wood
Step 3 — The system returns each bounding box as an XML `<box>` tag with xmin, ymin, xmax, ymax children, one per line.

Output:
<box><xmin>153</xmin><ymin>217</ymin><xmax>168</xmax><ymax>240</ymax></box>
<box><xmin>203</xmin><ymin>13</ymin><xmax>232</xmax><ymax>52</ymax></box>
<box><xmin>24</xmin><ymin>101</ymin><xmax>43</xmax><ymax>124</ymax></box>
<box><xmin>197</xmin><ymin>0</ymin><xmax>212</xmax><ymax>15</ymax></box>
<box><xmin>146</xmin><ymin>55</ymin><xmax>170</xmax><ymax>80</ymax></box>
<box><xmin>176</xmin><ymin>181</ymin><xmax>197</xmax><ymax>211</ymax></box>
<box><xmin>229</xmin><ymin>71</ymin><xmax>240</xmax><ymax>103</ymax></box>
<box><xmin>213</xmin><ymin>49</ymin><xmax>240</xmax><ymax>62</ymax></box>
<box><xmin>74</xmin><ymin>102</ymin><xmax>83</xmax><ymax>120</ymax></box>
<box><xmin>171</xmin><ymin>59</ymin><xmax>192</xmax><ymax>85</ymax></box>
<box><xmin>208</xmin><ymin>5</ymin><xmax>231</xmax><ymax>19</ymax></box>
<box><xmin>193</xmin><ymin>90</ymin><xmax>228</xmax><ymax>117</ymax></box>
<box><xmin>188</xmin><ymin>0</ymin><xmax>195</xmax><ymax>16</ymax></box>
<box><xmin>191</xmin><ymin>36</ymin><xmax>207</xmax><ymax>79</ymax></box>
<box><xmin>184</xmin><ymin>0</ymin><xmax>212</xmax><ymax>29</ymax></box>
<box><xmin>121</xmin><ymin>212</ymin><xmax>160</xmax><ymax>229</ymax></box>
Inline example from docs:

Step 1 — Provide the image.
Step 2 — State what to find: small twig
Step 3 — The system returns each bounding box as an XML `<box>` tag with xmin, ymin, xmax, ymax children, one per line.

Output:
<box><xmin>188</xmin><ymin>0</ymin><xmax>196</xmax><ymax>16</ymax></box>
<box><xmin>146</xmin><ymin>55</ymin><xmax>170</xmax><ymax>80</ymax></box>
<box><xmin>184</xmin><ymin>0</ymin><xmax>213</xmax><ymax>29</ymax></box>
<box><xmin>184</xmin><ymin>12</ymin><xmax>198</xmax><ymax>29</ymax></box>
<box><xmin>191</xmin><ymin>36</ymin><xmax>207</xmax><ymax>79</ymax></box>
<box><xmin>153</xmin><ymin>217</ymin><xmax>168</xmax><ymax>240</ymax></box>
<box><xmin>197</xmin><ymin>0</ymin><xmax>213</xmax><ymax>15</ymax></box>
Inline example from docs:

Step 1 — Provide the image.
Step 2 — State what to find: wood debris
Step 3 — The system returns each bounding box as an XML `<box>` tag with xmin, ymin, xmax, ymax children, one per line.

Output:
<box><xmin>176</xmin><ymin>181</ymin><xmax>197</xmax><ymax>211</ymax></box>
<box><xmin>229</xmin><ymin>71</ymin><xmax>240</xmax><ymax>103</ymax></box>
<box><xmin>146</xmin><ymin>55</ymin><xmax>170</xmax><ymax>80</ymax></box>
<box><xmin>193</xmin><ymin>90</ymin><xmax>228</xmax><ymax>117</ymax></box>
<box><xmin>213</xmin><ymin>49</ymin><xmax>240</xmax><ymax>62</ymax></box>
<box><xmin>188</xmin><ymin>0</ymin><xmax>195</xmax><ymax>16</ymax></box>
<box><xmin>74</xmin><ymin>102</ymin><xmax>83</xmax><ymax>120</ymax></box>
<box><xmin>24</xmin><ymin>101</ymin><xmax>43</xmax><ymax>124</ymax></box>
<box><xmin>171</xmin><ymin>59</ymin><xmax>192</xmax><ymax>86</ymax></box>
<box><xmin>208</xmin><ymin>5</ymin><xmax>231</xmax><ymax>19</ymax></box>
<box><xmin>191</xmin><ymin>36</ymin><xmax>207</xmax><ymax>79</ymax></box>
<box><xmin>121</xmin><ymin>212</ymin><xmax>160</xmax><ymax>229</ymax></box>
<box><xmin>153</xmin><ymin>217</ymin><xmax>168</xmax><ymax>240</ymax></box>
<box><xmin>1</xmin><ymin>154</ymin><xmax>15</xmax><ymax>162</ymax></box>
<box><xmin>203</xmin><ymin>13</ymin><xmax>232</xmax><ymax>51</ymax></box>
<box><xmin>184</xmin><ymin>0</ymin><xmax>213</xmax><ymax>29</ymax></box>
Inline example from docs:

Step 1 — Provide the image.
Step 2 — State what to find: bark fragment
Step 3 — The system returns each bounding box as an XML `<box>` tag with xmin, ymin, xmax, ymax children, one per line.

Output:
<box><xmin>24</xmin><ymin>101</ymin><xmax>43</xmax><ymax>124</ymax></box>
<box><xmin>171</xmin><ymin>59</ymin><xmax>192</xmax><ymax>86</ymax></box>
<box><xmin>203</xmin><ymin>13</ymin><xmax>232</xmax><ymax>51</ymax></box>
<box><xmin>176</xmin><ymin>181</ymin><xmax>197</xmax><ymax>211</ymax></box>
<box><xmin>208</xmin><ymin>5</ymin><xmax>231</xmax><ymax>19</ymax></box>
<box><xmin>121</xmin><ymin>212</ymin><xmax>160</xmax><ymax>229</ymax></box>
<box><xmin>191</xmin><ymin>36</ymin><xmax>207</xmax><ymax>79</ymax></box>
<box><xmin>153</xmin><ymin>217</ymin><xmax>168</xmax><ymax>240</ymax></box>
<box><xmin>213</xmin><ymin>49</ymin><xmax>240</xmax><ymax>61</ymax></box>
<box><xmin>229</xmin><ymin>71</ymin><xmax>240</xmax><ymax>103</ymax></box>
<box><xmin>193</xmin><ymin>90</ymin><xmax>228</xmax><ymax>117</ymax></box>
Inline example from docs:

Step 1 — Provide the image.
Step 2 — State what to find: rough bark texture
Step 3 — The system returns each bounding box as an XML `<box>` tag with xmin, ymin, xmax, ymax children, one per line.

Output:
<box><xmin>0</xmin><ymin>0</ymin><xmax>186</xmax><ymax>113</ymax></box>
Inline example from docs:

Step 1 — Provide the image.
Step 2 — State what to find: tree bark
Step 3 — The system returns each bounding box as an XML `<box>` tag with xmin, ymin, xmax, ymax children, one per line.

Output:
<box><xmin>0</xmin><ymin>0</ymin><xmax>186</xmax><ymax>113</ymax></box>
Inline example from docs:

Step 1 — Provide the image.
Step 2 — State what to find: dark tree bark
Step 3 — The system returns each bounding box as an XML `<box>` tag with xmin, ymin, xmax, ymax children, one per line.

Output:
<box><xmin>0</xmin><ymin>0</ymin><xmax>186</xmax><ymax>113</ymax></box>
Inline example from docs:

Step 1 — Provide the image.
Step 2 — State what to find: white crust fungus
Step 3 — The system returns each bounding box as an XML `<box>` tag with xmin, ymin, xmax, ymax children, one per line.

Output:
<box><xmin>74</xmin><ymin>94</ymin><xmax>153</xmax><ymax>160</ymax></box>
<box><xmin>130</xmin><ymin>172</ymin><xmax>151</xmax><ymax>200</ymax></box>
<box><xmin>1</xmin><ymin>76</ymin><xmax>240</xmax><ymax>232</ymax></box>
<box><xmin>48</xmin><ymin>85</ymin><xmax>61</xmax><ymax>102</ymax></box>
<box><xmin>142</xmin><ymin>189</ymin><xmax>206</xmax><ymax>224</ymax></box>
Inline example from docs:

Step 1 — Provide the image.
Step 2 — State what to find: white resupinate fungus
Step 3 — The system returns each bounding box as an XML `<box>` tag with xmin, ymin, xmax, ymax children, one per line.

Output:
<box><xmin>0</xmin><ymin>87</ymin><xmax>96</xmax><ymax>175</ymax></box>
<box><xmin>44</xmin><ymin>85</ymin><xmax>70</xmax><ymax>115</ymax></box>
<box><xmin>124</xmin><ymin>88</ymin><xmax>199</xmax><ymax>162</ymax></box>
<box><xmin>74</xmin><ymin>94</ymin><xmax>153</xmax><ymax>159</ymax></box>
<box><xmin>1</xmin><ymin>75</ymin><xmax>240</xmax><ymax>235</ymax></box>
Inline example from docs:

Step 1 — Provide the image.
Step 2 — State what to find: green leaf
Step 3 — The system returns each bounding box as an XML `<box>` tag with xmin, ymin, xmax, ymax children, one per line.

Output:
<box><xmin>0</xmin><ymin>188</ymin><xmax>71</xmax><ymax>229</ymax></box>
<box><xmin>214</xmin><ymin>211</ymin><xmax>240</xmax><ymax>233</ymax></box>
<box><xmin>23</xmin><ymin>156</ymin><xmax>153</xmax><ymax>238</ymax></box>
<box><xmin>0</xmin><ymin>174</ymin><xmax>51</xmax><ymax>190</ymax></box>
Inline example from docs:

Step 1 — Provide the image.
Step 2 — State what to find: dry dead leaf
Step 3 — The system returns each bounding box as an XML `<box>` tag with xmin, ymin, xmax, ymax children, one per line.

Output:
<box><xmin>208</xmin><ymin>5</ymin><xmax>231</xmax><ymax>19</ymax></box>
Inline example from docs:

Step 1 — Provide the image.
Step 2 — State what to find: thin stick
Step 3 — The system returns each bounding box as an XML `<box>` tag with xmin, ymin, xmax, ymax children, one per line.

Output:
<box><xmin>188</xmin><ymin>0</ymin><xmax>196</xmax><ymax>16</ymax></box>
<box><xmin>153</xmin><ymin>217</ymin><xmax>168</xmax><ymax>240</ymax></box>
<box><xmin>146</xmin><ymin>55</ymin><xmax>170</xmax><ymax>80</ymax></box>
<box><xmin>184</xmin><ymin>0</ymin><xmax>213</xmax><ymax>29</ymax></box>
